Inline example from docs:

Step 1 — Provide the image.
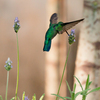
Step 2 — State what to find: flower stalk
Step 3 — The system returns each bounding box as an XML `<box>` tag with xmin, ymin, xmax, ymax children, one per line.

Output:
<box><xmin>15</xmin><ymin>33</ymin><xmax>20</xmax><ymax>100</ymax></box>
<box><xmin>56</xmin><ymin>46</ymin><xmax>71</xmax><ymax>100</ymax></box>
<box><xmin>56</xmin><ymin>29</ymin><xmax>75</xmax><ymax>100</ymax></box>
<box><xmin>5</xmin><ymin>71</ymin><xmax>9</xmax><ymax>100</ymax></box>
<box><xmin>4</xmin><ymin>57</ymin><xmax>12</xmax><ymax>100</ymax></box>
<box><xmin>13</xmin><ymin>17</ymin><xmax>20</xmax><ymax>100</ymax></box>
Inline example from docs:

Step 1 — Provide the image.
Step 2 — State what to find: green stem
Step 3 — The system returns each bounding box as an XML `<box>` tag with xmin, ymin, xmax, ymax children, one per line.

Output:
<box><xmin>56</xmin><ymin>46</ymin><xmax>71</xmax><ymax>100</ymax></box>
<box><xmin>0</xmin><ymin>95</ymin><xmax>3</xmax><ymax>100</ymax></box>
<box><xmin>15</xmin><ymin>33</ymin><xmax>19</xmax><ymax>100</ymax></box>
<box><xmin>82</xmin><ymin>95</ymin><xmax>86</xmax><ymax>100</ymax></box>
<box><xmin>71</xmin><ymin>92</ymin><xmax>75</xmax><ymax>100</ymax></box>
<box><xmin>5</xmin><ymin>71</ymin><xmax>9</xmax><ymax>100</ymax></box>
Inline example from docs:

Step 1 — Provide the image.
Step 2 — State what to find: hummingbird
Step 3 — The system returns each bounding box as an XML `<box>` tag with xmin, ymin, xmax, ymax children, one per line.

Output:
<box><xmin>43</xmin><ymin>13</ymin><xmax>84</xmax><ymax>52</ymax></box>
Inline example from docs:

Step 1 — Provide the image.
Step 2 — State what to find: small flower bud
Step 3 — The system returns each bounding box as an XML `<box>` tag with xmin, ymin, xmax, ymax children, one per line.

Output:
<box><xmin>92</xmin><ymin>1</ymin><xmax>98</xmax><ymax>9</ymax></box>
<box><xmin>13</xmin><ymin>17</ymin><xmax>20</xmax><ymax>33</ymax></box>
<box><xmin>22</xmin><ymin>92</ymin><xmax>29</xmax><ymax>100</ymax></box>
<box><xmin>4</xmin><ymin>57</ymin><xmax>13</xmax><ymax>71</ymax></box>
<box><xmin>68</xmin><ymin>29</ymin><xmax>75</xmax><ymax>45</ymax></box>
<box><xmin>24</xmin><ymin>96</ymin><xmax>29</xmax><ymax>100</ymax></box>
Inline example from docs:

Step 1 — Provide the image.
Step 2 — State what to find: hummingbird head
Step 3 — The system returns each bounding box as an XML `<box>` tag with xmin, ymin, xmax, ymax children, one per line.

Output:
<box><xmin>50</xmin><ymin>13</ymin><xmax>58</xmax><ymax>24</ymax></box>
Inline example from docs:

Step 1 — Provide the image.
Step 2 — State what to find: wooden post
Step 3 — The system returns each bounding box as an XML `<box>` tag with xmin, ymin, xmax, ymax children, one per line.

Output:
<box><xmin>45</xmin><ymin>0</ymin><xmax>59</xmax><ymax>100</ymax></box>
<box><xmin>58</xmin><ymin>0</ymin><xmax>67</xmax><ymax>98</ymax></box>
<box><xmin>74</xmin><ymin>0</ymin><xmax>100</xmax><ymax>100</ymax></box>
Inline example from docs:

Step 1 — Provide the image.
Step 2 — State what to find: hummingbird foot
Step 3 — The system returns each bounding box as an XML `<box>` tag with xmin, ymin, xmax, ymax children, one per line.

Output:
<box><xmin>65</xmin><ymin>30</ymin><xmax>69</xmax><ymax>36</ymax></box>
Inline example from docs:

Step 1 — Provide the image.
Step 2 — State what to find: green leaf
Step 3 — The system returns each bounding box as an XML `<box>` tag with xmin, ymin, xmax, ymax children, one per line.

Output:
<box><xmin>32</xmin><ymin>94</ymin><xmax>36</xmax><ymax>100</ymax></box>
<box><xmin>73</xmin><ymin>83</ymin><xmax>76</xmax><ymax>92</ymax></box>
<box><xmin>39</xmin><ymin>94</ymin><xmax>45</xmax><ymax>100</ymax></box>
<box><xmin>66</xmin><ymin>81</ymin><xmax>72</xmax><ymax>95</ymax></box>
<box><xmin>52</xmin><ymin>94</ymin><xmax>71</xmax><ymax>100</ymax></box>
<box><xmin>52</xmin><ymin>94</ymin><xmax>65</xmax><ymax>100</ymax></box>
<box><xmin>85</xmin><ymin>75</ymin><xmax>89</xmax><ymax>89</ymax></box>
<box><xmin>11</xmin><ymin>96</ymin><xmax>20</xmax><ymax>100</ymax></box>
<box><xmin>10</xmin><ymin>97</ymin><xmax>15</xmax><ymax>100</ymax></box>
<box><xmin>22</xmin><ymin>91</ymin><xmax>25</xmax><ymax>100</ymax></box>
<box><xmin>74</xmin><ymin>75</ymin><xmax>83</xmax><ymax>90</ymax></box>
<box><xmin>63</xmin><ymin>97</ymin><xmax>71</xmax><ymax>100</ymax></box>
<box><xmin>81</xmin><ymin>88</ymin><xmax>90</xmax><ymax>95</ymax></box>
<box><xmin>75</xmin><ymin>91</ymin><xmax>82</xmax><ymax>98</ymax></box>
<box><xmin>0</xmin><ymin>95</ymin><xmax>3</xmax><ymax>100</ymax></box>
<box><xmin>75</xmin><ymin>88</ymin><xmax>90</xmax><ymax>98</ymax></box>
<box><xmin>18</xmin><ymin>97</ymin><xmax>20</xmax><ymax>100</ymax></box>
<box><xmin>87</xmin><ymin>87</ymin><xmax>100</xmax><ymax>95</ymax></box>
<box><xmin>89</xmin><ymin>81</ymin><xmax>92</xmax><ymax>86</ymax></box>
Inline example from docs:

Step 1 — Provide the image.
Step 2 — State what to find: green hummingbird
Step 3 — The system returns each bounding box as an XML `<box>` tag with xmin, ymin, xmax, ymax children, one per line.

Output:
<box><xmin>43</xmin><ymin>13</ymin><xmax>84</xmax><ymax>52</ymax></box>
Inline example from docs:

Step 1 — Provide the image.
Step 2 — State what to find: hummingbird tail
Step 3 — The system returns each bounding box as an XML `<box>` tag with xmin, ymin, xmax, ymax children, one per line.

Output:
<box><xmin>43</xmin><ymin>40</ymin><xmax>51</xmax><ymax>52</ymax></box>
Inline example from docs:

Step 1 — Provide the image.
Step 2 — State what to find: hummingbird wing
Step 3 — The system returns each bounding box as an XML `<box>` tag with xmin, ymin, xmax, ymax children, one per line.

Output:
<box><xmin>50</xmin><ymin>13</ymin><xmax>58</xmax><ymax>24</ymax></box>
<box><xmin>61</xmin><ymin>18</ymin><xmax>84</xmax><ymax>31</ymax></box>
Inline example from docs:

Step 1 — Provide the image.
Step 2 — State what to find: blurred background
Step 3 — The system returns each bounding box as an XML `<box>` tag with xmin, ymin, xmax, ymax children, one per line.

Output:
<box><xmin>0</xmin><ymin>0</ymin><xmax>100</xmax><ymax>100</ymax></box>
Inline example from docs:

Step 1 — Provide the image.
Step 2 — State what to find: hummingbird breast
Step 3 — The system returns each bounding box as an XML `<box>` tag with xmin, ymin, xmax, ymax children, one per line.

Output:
<box><xmin>45</xmin><ymin>25</ymin><xmax>58</xmax><ymax>40</ymax></box>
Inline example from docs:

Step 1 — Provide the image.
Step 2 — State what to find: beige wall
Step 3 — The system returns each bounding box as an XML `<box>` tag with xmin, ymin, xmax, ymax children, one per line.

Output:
<box><xmin>0</xmin><ymin>0</ymin><xmax>83</xmax><ymax>100</ymax></box>
<box><xmin>0</xmin><ymin>0</ymin><xmax>46</xmax><ymax>99</ymax></box>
